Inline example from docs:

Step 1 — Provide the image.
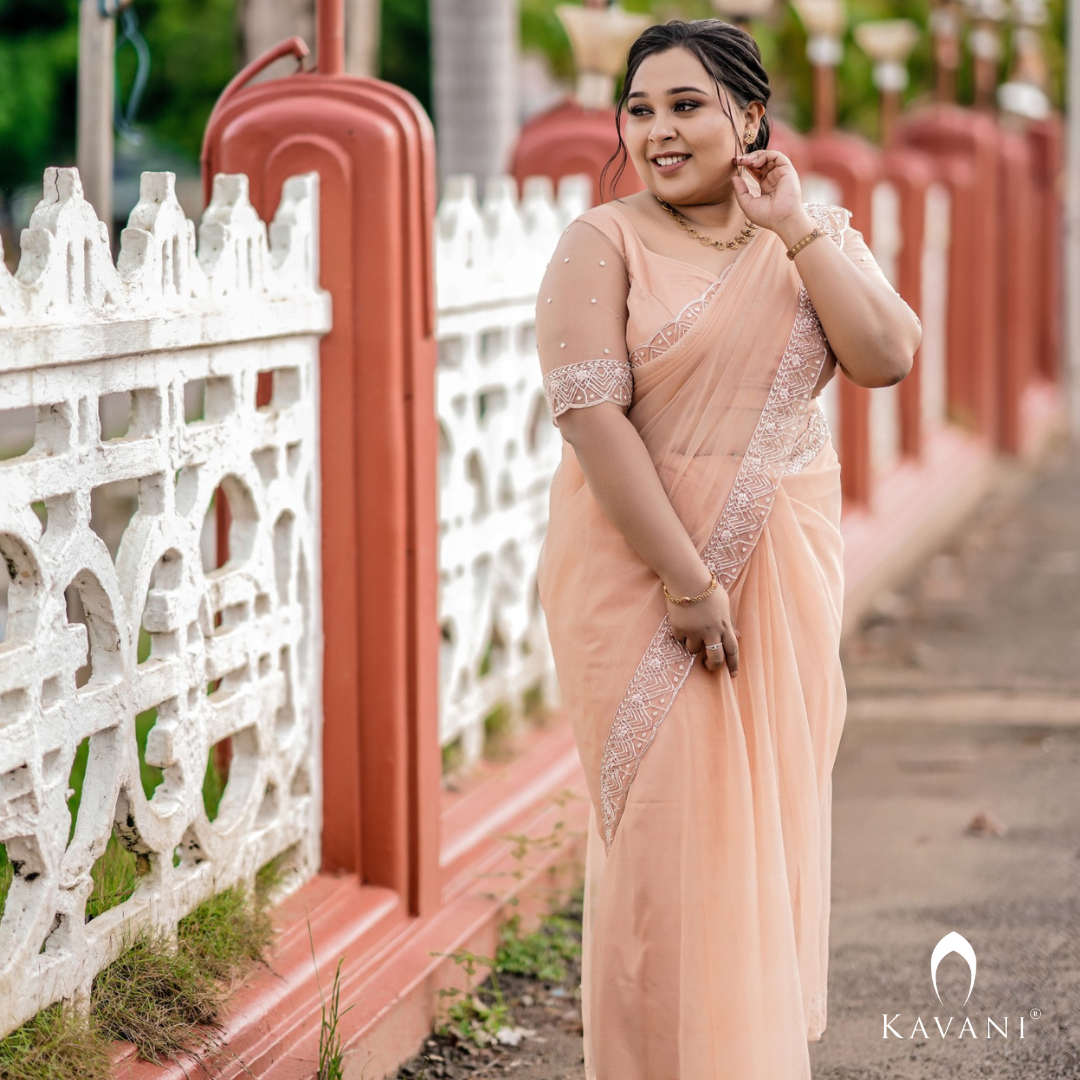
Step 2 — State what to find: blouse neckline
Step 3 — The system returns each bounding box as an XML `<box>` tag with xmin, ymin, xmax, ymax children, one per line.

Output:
<box><xmin>598</xmin><ymin>199</ymin><xmax>762</xmax><ymax>283</ymax></box>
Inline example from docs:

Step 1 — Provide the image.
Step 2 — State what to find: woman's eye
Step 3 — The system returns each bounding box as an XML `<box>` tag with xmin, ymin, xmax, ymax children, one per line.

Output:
<box><xmin>674</xmin><ymin>100</ymin><xmax>699</xmax><ymax>112</ymax></box>
<box><xmin>628</xmin><ymin>106</ymin><xmax>651</xmax><ymax>117</ymax></box>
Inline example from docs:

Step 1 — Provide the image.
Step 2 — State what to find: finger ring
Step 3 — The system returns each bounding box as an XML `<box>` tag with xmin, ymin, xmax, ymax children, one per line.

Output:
<box><xmin>705</xmin><ymin>643</ymin><xmax>724</xmax><ymax>651</ymax></box>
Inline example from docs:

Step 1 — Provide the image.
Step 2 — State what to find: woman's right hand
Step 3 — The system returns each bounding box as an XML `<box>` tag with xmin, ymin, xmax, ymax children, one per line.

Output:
<box><xmin>665</xmin><ymin>569</ymin><xmax>739</xmax><ymax>677</ymax></box>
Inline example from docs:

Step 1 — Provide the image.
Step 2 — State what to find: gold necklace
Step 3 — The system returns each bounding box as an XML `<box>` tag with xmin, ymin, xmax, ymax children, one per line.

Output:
<box><xmin>656</xmin><ymin>198</ymin><xmax>759</xmax><ymax>251</ymax></box>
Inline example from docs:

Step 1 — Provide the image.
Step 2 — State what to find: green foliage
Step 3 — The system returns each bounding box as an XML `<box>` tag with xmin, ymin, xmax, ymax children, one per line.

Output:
<box><xmin>0</xmin><ymin>1004</ymin><xmax>111</xmax><ymax>1080</ymax></box>
<box><xmin>433</xmin><ymin>949</ymin><xmax>512</xmax><ymax>1048</ymax></box>
<box><xmin>518</xmin><ymin>0</ymin><xmax>1065</xmax><ymax>142</ymax></box>
<box><xmin>495</xmin><ymin>910</ymin><xmax>581</xmax><ymax>984</ymax></box>
<box><xmin>379</xmin><ymin>0</ymin><xmax>431</xmax><ymax>118</ymax></box>
<box><xmin>0</xmin><ymin>4</ymin><xmax>79</xmax><ymax>199</ymax></box>
<box><xmin>0</xmin><ymin>0</ymin><xmax>237</xmax><ymax>199</ymax></box>
<box><xmin>114</xmin><ymin>0</ymin><xmax>239</xmax><ymax>161</ymax></box>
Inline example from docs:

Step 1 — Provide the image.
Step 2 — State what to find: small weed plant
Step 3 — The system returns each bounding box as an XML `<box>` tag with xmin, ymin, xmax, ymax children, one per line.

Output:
<box><xmin>433</xmin><ymin>948</ymin><xmax>512</xmax><ymax>1048</ymax></box>
<box><xmin>306</xmin><ymin>917</ymin><xmax>357</xmax><ymax>1080</ymax></box>
<box><xmin>495</xmin><ymin>909</ymin><xmax>582</xmax><ymax>983</ymax></box>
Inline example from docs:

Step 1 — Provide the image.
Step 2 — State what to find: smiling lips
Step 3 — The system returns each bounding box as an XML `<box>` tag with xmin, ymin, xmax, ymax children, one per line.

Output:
<box><xmin>653</xmin><ymin>153</ymin><xmax>691</xmax><ymax>172</ymax></box>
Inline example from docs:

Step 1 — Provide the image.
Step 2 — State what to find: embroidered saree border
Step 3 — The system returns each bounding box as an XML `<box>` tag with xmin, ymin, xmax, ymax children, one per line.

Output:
<box><xmin>598</xmin><ymin>285</ymin><xmax>829</xmax><ymax>853</ymax></box>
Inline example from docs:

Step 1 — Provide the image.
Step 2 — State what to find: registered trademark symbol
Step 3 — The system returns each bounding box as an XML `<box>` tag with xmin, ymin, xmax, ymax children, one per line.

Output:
<box><xmin>1030</xmin><ymin>1008</ymin><xmax>1041</xmax><ymax>1019</ymax></box>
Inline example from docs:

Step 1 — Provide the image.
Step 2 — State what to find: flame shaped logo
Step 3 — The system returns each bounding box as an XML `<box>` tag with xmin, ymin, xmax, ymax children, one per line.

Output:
<box><xmin>930</xmin><ymin>931</ymin><xmax>977</xmax><ymax>1006</ymax></box>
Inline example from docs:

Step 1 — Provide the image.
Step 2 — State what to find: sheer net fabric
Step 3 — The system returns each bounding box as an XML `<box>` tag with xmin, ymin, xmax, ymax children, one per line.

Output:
<box><xmin>538</xmin><ymin>223</ymin><xmax>634</xmax><ymax>425</ymax></box>
<box><xmin>535</xmin><ymin>200</ymin><xmax>890</xmax><ymax>1079</ymax></box>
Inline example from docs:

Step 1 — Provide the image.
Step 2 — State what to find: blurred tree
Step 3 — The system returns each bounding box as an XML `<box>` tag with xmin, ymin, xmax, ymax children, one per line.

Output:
<box><xmin>0</xmin><ymin>0</ymin><xmax>237</xmax><ymax>200</ymax></box>
<box><xmin>0</xmin><ymin>0</ymin><xmax>79</xmax><ymax>199</ymax></box>
<box><xmin>379</xmin><ymin>0</ymin><xmax>431</xmax><ymax>116</ymax></box>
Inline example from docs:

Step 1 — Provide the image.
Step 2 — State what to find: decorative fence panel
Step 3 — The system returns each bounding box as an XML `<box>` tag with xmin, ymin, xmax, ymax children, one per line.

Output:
<box><xmin>434</xmin><ymin>175</ymin><xmax>588</xmax><ymax>764</ymax></box>
<box><xmin>0</xmin><ymin>167</ymin><xmax>329</xmax><ymax>1036</ymax></box>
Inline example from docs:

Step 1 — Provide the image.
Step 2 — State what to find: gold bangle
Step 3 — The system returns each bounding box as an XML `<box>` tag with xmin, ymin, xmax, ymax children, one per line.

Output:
<box><xmin>786</xmin><ymin>226</ymin><xmax>825</xmax><ymax>260</ymax></box>
<box><xmin>663</xmin><ymin>572</ymin><xmax>719</xmax><ymax>606</ymax></box>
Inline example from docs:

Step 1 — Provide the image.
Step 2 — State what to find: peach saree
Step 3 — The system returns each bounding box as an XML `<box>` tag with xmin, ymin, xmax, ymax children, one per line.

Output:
<box><xmin>535</xmin><ymin>201</ymin><xmax>864</xmax><ymax>1080</ymax></box>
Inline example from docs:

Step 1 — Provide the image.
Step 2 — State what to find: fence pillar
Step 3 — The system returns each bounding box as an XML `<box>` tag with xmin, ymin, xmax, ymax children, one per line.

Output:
<box><xmin>900</xmin><ymin>107</ymin><xmax>1001</xmax><ymax>442</ymax></box>
<box><xmin>202</xmin><ymin>46</ymin><xmax>441</xmax><ymax>916</ymax></box>
<box><xmin>806</xmin><ymin>131</ymin><xmax>880</xmax><ymax>507</ymax></box>
<box><xmin>997</xmin><ymin>127</ymin><xmax>1038</xmax><ymax>452</ymax></box>
<box><xmin>880</xmin><ymin>146</ymin><xmax>933</xmax><ymax>458</ymax></box>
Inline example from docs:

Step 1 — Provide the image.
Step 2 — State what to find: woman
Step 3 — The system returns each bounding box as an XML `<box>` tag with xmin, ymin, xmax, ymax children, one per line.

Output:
<box><xmin>535</xmin><ymin>19</ymin><xmax>920</xmax><ymax>1080</ymax></box>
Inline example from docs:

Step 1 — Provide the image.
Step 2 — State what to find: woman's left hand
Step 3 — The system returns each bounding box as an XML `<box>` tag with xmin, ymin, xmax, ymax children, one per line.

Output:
<box><xmin>730</xmin><ymin>150</ymin><xmax>807</xmax><ymax>237</ymax></box>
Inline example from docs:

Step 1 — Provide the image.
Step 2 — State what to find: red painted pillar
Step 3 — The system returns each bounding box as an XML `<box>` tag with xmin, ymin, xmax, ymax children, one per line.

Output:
<box><xmin>202</xmin><ymin>15</ymin><xmax>441</xmax><ymax>917</ymax></box>
<box><xmin>899</xmin><ymin>106</ymin><xmax>1001</xmax><ymax>443</ymax></box>
<box><xmin>880</xmin><ymin>146</ymin><xmax>933</xmax><ymax>459</ymax></box>
<box><xmin>806</xmin><ymin>131</ymin><xmax>881</xmax><ymax>507</ymax></box>
<box><xmin>996</xmin><ymin>127</ymin><xmax>1038</xmax><ymax>453</ymax></box>
<box><xmin>1026</xmin><ymin>116</ymin><xmax>1064</xmax><ymax>382</ymax></box>
<box><xmin>510</xmin><ymin>99</ymin><xmax>643</xmax><ymax>205</ymax></box>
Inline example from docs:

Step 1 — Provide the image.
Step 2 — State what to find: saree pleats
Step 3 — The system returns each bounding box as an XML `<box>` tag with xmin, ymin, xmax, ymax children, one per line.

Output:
<box><xmin>580</xmin><ymin>442</ymin><xmax>845</xmax><ymax>1080</ymax></box>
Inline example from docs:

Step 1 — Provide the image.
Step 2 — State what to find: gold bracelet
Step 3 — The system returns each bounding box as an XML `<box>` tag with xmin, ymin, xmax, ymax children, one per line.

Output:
<box><xmin>663</xmin><ymin>572</ymin><xmax>719</xmax><ymax>606</ymax></box>
<box><xmin>786</xmin><ymin>226</ymin><xmax>825</xmax><ymax>260</ymax></box>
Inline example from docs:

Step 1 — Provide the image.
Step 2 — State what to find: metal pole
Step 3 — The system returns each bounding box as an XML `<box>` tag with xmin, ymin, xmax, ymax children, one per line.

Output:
<box><xmin>318</xmin><ymin>0</ymin><xmax>345</xmax><ymax>75</ymax></box>
<box><xmin>77</xmin><ymin>0</ymin><xmax>115</xmax><ymax>228</ymax></box>
<box><xmin>1067</xmin><ymin>0</ymin><xmax>1080</xmax><ymax>431</ymax></box>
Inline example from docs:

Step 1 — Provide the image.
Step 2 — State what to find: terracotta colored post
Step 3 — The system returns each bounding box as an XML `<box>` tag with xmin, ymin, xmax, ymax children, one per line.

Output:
<box><xmin>996</xmin><ymin>127</ymin><xmax>1038</xmax><ymax>452</ymax></box>
<box><xmin>1026</xmin><ymin>117</ymin><xmax>1064</xmax><ymax>381</ymax></box>
<box><xmin>900</xmin><ymin>109</ymin><xmax>1002</xmax><ymax>442</ymax></box>
<box><xmin>202</xmin><ymin>0</ymin><xmax>441</xmax><ymax>917</ymax></box>
<box><xmin>881</xmin><ymin>147</ymin><xmax>933</xmax><ymax>458</ymax></box>
<box><xmin>511</xmin><ymin>4</ymin><xmax>648</xmax><ymax>204</ymax></box>
<box><xmin>806</xmin><ymin>131</ymin><xmax>880</xmax><ymax>505</ymax></box>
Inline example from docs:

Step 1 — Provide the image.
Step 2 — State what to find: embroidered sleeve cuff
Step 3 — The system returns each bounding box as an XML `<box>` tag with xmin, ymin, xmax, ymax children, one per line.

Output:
<box><xmin>542</xmin><ymin>359</ymin><xmax>634</xmax><ymax>425</ymax></box>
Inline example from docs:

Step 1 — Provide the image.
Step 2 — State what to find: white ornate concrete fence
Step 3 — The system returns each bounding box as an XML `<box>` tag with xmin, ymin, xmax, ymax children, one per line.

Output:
<box><xmin>0</xmin><ymin>167</ymin><xmax>329</xmax><ymax>1036</ymax></box>
<box><xmin>434</xmin><ymin>174</ymin><xmax>588</xmax><ymax>764</ymax></box>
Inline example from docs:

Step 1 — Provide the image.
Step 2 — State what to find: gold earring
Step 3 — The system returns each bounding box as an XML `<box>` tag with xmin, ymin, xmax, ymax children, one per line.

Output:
<box><xmin>744</xmin><ymin>129</ymin><xmax>755</xmax><ymax>146</ymax></box>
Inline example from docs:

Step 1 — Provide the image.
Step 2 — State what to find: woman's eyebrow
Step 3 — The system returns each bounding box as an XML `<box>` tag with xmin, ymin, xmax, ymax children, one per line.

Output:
<box><xmin>627</xmin><ymin>85</ymin><xmax>708</xmax><ymax>100</ymax></box>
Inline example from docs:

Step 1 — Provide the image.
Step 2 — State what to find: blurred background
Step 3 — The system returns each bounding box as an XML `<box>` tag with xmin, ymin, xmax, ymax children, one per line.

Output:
<box><xmin>0</xmin><ymin>0</ymin><xmax>1067</xmax><ymax>255</ymax></box>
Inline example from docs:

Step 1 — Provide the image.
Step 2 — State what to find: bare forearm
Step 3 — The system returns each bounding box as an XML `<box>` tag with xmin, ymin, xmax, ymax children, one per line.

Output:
<box><xmin>777</xmin><ymin>212</ymin><xmax>921</xmax><ymax>387</ymax></box>
<box><xmin>558</xmin><ymin>405</ymin><xmax>711</xmax><ymax>596</ymax></box>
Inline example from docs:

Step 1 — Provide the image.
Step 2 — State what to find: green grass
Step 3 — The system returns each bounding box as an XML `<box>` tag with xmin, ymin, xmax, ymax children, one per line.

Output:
<box><xmin>90</xmin><ymin>855</ymin><xmax>284</xmax><ymax>1064</ymax></box>
<box><xmin>0</xmin><ymin>854</ymin><xmax>287</xmax><ymax>1075</ymax></box>
<box><xmin>495</xmin><ymin>907</ymin><xmax>582</xmax><ymax>984</ymax></box>
<box><xmin>92</xmin><ymin>933</ymin><xmax>226</xmax><ymax>1064</ymax></box>
<box><xmin>0</xmin><ymin>844</ymin><xmax>10</xmax><ymax>925</ymax></box>
<box><xmin>85</xmin><ymin>834</ymin><xmax>138</xmax><ymax>922</ymax></box>
<box><xmin>0</xmin><ymin>1005</ymin><xmax>112</xmax><ymax>1080</ymax></box>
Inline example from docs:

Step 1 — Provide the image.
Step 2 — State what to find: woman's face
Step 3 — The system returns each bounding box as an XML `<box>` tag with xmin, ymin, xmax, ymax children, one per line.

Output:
<box><xmin>623</xmin><ymin>46</ymin><xmax>763</xmax><ymax>206</ymax></box>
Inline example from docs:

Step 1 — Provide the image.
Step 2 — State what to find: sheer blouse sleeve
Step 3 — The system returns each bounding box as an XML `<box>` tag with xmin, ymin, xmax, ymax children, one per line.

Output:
<box><xmin>805</xmin><ymin>202</ymin><xmax>921</xmax><ymax>330</ymax></box>
<box><xmin>535</xmin><ymin>218</ymin><xmax>633</xmax><ymax>428</ymax></box>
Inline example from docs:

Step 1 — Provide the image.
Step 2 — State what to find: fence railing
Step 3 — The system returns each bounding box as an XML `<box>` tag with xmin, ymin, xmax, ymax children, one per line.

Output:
<box><xmin>434</xmin><ymin>174</ymin><xmax>588</xmax><ymax>764</ymax></box>
<box><xmin>430</xmin><ymin>166</ymin><xmax>957</xmax><ymax>764</ymax></box>
<box><xmin>0</xmin><ymin>167</ymin><xmax>329</xmax><ymax>1036</ymax></box>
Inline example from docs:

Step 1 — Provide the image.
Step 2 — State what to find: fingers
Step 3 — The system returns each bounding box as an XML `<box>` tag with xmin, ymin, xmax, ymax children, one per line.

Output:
<box><xmin>722</xmin><ymin>625</ymin><xmax>739</xmax><ymax>677</ymax></box>
<box><xmin>700</xmin><ymin>624</ymin><xmax>739</xmax><ymax>676</ymax></box>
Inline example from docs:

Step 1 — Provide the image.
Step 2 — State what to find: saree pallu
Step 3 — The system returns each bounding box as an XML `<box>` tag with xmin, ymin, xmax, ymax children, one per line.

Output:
<box><xmin>537</xmin><ymin>213</ymin><xmax>848</xmax><ymax>1080</ymax></box>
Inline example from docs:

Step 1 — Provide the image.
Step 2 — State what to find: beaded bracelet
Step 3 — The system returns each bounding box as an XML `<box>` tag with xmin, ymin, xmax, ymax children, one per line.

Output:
<box><xmin>663</xmin><ymin>572</ymin><xmax>719</xmax><ymax>606</ymax></box>
<box><xmin>786</xmin><ymin>226</ymin><xmax>825</xmax><ymax>261</ymax></box>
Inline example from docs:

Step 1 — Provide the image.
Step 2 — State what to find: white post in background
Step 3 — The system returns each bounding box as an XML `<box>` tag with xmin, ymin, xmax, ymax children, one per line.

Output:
<box><xmin>1067</xmin><ymin>0</ymin><xmax>1080</xmax><ymax>432</ymax></box>
<box><xmin>346</xmin><ymin>0</ymin><xmax>381</xmax><ymax>76</ymax></box>
<box><xmin>431</xmin><ymin>0</ymin><xmax>520</xmax><ymax>186</ymax></box>
<box><xmin>240</xmin><ymin>0</ymin><xmax>315</xmax><ymax>79</ymax></box>
<box><xmin>77</xmin><ymin>0</ymin><xmax>114</xmax><ymax>228</ymax></box>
